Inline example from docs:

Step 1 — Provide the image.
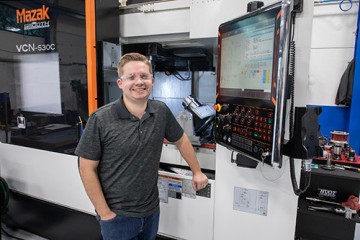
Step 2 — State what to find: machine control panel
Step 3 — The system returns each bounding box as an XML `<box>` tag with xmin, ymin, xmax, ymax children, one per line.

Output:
<box><xmin>215</xmin><ymin>103</ymin><xmax>274</xmax><ymax>162</ymax></box>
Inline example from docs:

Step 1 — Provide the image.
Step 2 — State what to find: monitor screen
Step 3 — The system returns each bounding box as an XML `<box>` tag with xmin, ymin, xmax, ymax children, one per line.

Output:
<box><xmin>218</xmin><ymin>4</ymin><xmax>282</xmax><ymax>102</ymax></box>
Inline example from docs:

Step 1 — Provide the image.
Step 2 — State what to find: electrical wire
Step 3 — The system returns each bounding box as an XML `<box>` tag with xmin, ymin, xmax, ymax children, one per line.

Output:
<box><xmin>172</xmin><ymin>71</ymin><xmax>191</xmax><ymax>81</ymax></box>
<box><xmin>259</xmin><ymin>155</ymin><xmax>287</xmax><ymax>182</ymax></box>
<box><xmin>172</xmin><ymin>60</ymin><xmax>192</xmax><ymax>81</ymax></box>
<box><xmin>288</xmin><ymin>13</ymin><xmax>312</xmax><ymax>196</ymax></box>
<box><xmin>288</xmin><ymin>39</ymin><xmax>302</xmax><ymax>195</ymax></box>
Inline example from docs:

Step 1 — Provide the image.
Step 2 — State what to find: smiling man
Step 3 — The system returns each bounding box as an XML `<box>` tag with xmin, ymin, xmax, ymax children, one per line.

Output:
<box><xmin>75</xmin><ymin>52</ymin><xmax>208</xmax><ymax>240</ymax></box>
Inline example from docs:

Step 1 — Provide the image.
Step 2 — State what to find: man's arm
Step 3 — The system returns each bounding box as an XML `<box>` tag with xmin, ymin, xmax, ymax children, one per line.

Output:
<box><xmin>79</xmin><ymin>157</ymin><xmax>116</xmax><ymax>220</ymax></box>
<box><xmin>175</xmin><ymin>133</ymin><xmax>208</xmax><ymax>191</ymax></box>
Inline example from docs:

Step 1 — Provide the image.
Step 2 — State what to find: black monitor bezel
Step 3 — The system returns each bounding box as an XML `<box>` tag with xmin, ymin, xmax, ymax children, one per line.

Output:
<box><xmin>215</xmin><ymin>1</ymin><xmax>293</xmax><ymax>167</ymax></box>
<box><xmin>217</xmin><ymin>2</ymin><xmax>283</xmax><ymax>107</ymax></box>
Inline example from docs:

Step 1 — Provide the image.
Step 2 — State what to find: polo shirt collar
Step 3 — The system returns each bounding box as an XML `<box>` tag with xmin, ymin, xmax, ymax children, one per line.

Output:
<box><xmin>114</xmin><ymin>96</ymin><xmax>156</xmax><ymax>119</ymax></box>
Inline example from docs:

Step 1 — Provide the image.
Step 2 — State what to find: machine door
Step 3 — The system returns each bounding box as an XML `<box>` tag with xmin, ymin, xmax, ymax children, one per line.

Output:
<box><xmin>158</xmin><ymin>171</ymin><xmax>215</xmax><ymax>240</ymax></box>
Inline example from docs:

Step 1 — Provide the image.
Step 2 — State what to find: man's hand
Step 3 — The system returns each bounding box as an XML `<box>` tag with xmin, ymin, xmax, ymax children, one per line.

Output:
<box><xmin>99</xmin><ymin>210</ymin><xmax>117</xmax><ymax>221</ymax></box>
<box><xmin>192</xmin><ymin>172</ymin><xmax>209</xmax><ymax>192</ymax></box>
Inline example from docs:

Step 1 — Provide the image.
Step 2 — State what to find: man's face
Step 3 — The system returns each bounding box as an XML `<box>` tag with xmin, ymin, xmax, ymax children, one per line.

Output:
<box><xmin>117</xmin><ymin>61</ymin><xmax>154</xmax><ymax>103</ymax></box>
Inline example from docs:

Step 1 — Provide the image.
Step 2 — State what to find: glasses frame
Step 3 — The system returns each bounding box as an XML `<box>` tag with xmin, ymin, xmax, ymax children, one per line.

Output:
<box><xmin>120</xmin><ymin>73</ymin><xmax>153</xmax><ymax>82</ymax></box>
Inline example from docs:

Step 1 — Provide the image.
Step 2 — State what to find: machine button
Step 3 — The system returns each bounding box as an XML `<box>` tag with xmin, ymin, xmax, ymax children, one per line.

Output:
<box><xmin>233</xmin><ymin>105</ymin><xmax>239</xmax><ymax>113</ymax></box>
<box><xmin>216</xmin><ymin>115</ymin><xmax>224</xmax><ymax>125</ymax></box>
<box><xmin>224</xmin><ymin>115</ymin><xmax>231</xmax><ymax>124</ymax></box>
<box><xmin>221</xmin><ymin>104</ymin><xmax>229</xmax><ymax>113</ymax></box>
<box><xmin>214</xmin><ymin>104</ymin><xmax>221</xmax><ymax>112</ymax></box>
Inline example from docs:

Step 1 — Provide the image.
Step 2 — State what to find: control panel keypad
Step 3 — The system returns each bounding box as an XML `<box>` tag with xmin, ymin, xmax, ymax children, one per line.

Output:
<box><xmin>215</xmin><ymin>103</ymin><xmax>274</xmax><ymax>161</ymax></box>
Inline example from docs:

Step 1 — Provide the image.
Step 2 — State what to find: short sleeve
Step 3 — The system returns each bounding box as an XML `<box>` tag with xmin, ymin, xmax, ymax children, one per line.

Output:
<box><xmin>75</xmin><ymin>113</ymin><xmax>102</xmax><ymax>160</ymax></box>
<box><xmin>164</xmin><ymin>104</ymin><xmax>184</xmax><ymax>142</ymax></box>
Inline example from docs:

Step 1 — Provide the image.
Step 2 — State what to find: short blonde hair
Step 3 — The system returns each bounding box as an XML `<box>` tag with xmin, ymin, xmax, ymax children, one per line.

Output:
<box><xmin>117</xmin><ymin>52</ymin><xmax>152</xmax><ymax>77</ymax></box>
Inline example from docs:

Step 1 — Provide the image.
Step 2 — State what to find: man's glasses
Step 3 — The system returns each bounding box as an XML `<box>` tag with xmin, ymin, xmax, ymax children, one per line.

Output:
<box><xmin>121</xmin><ymin>73</ymin><xmax>152</xmax><ymax>82</ymax></box>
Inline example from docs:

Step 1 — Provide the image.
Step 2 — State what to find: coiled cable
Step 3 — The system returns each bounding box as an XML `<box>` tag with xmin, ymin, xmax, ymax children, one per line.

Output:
<box><xmin>288</xmin><ymin>15</ymin><xmax>312</xmax><ymax>196</ymax></box>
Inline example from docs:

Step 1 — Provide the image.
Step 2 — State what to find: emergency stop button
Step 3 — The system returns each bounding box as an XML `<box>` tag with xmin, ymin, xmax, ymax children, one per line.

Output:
<box><xmin>214</xmin><ymin>104</ymin><xmax>221</xmax><ymax>112</ymax></box>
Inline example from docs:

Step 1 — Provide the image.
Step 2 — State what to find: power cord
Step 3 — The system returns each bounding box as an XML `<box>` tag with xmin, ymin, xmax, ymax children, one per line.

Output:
<box><xmin>288</xmin><ymin>13</ymin><xmax>312</xmax><ymax>196</ymax></box>
<box><xmin>259</xmin><ymin>156</ymin><xmax>287</xmax><ymax>182</ymax></box>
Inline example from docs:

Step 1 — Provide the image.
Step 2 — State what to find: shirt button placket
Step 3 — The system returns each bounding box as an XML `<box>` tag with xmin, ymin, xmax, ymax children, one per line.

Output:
<box><xmin>138</xmin><ymin>121</ymin><xmax>142</xmax><ymax>143</ymax></box>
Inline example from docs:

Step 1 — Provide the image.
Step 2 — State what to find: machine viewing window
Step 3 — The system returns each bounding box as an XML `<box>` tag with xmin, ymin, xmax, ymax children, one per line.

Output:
<box><xmin>0</xmin><ymin>0</ymin><xmax>87</xmax><ymax>155</ymax></box>
<box><xmin>215</xmin><ymin>1</ymin><xmax>293</xmax><ymax>167</ymax></box>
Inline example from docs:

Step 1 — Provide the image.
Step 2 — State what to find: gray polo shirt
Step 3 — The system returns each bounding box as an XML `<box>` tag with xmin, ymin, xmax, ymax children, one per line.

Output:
<box><xmin>75</xmin><ymin>97</ymin><xmax>184</xmax><ymax>217</ymax></box>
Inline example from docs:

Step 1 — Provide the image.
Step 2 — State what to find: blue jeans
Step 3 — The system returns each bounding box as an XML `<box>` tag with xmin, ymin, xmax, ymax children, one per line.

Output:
<box><xmin>99</xmin><ymin>210</ymin><xmax>160</xmax><ymax>240</ymax></box>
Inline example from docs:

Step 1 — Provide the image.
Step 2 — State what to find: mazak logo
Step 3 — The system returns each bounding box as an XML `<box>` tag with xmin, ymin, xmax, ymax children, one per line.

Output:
<box><xmin>318</xmin><ymin>188</ymin><xmax>337</xmax><ymax>198</ymax></box>
<box><xmin>16</xmin><ymin>5</ymin><xmax>50</xmax><ymax>30</ymax></box>
<box><xmin>16</xmin><ymin>5</ymin><xmax>50</xmax><ymax>23</ymax></box>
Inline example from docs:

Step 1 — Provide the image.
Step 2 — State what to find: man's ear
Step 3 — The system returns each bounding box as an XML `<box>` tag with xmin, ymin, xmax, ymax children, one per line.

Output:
<box><xmin>117</xmin><ymin>79</ymin><xmax>122</xmax><ymax>89</ymax></box>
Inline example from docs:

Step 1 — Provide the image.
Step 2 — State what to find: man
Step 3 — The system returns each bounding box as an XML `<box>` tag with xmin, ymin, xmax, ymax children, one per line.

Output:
<box><xmin>75</xmin><ymin>52</ymin><xmax>208</xmax><ymax>240</ymax></box>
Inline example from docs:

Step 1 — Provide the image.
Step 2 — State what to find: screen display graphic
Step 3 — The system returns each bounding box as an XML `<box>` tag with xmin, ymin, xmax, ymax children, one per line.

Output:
<box><xmin>219</xmin><ymin>18</ymin><xmax>275</xmax><ymax>100</ymax></box>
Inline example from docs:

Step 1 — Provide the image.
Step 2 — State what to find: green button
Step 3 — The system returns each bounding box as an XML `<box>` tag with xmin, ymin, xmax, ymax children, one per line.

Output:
<box><xmin>254</xmin><ymin>133</ymin><xmax>258</xmax><ymax>138</ymax></box>
<box><xmin>267</xmin><ymin>118</ymin><xmax>273</xmax><ymax>124</ymax></box>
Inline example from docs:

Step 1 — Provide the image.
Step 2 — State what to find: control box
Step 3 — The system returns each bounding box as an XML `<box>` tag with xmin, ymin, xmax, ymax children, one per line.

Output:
<box><xmin>215</xmin><ymin>103</ymin><xmax>274</xmax><ymax>163</ymax></box>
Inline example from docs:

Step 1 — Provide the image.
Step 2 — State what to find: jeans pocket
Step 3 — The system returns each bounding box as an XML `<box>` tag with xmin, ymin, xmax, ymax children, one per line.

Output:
<box><xmin>99</xmin><ymin>214</ymin><xmax>117</xmax><ymax>223</ymax></box>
